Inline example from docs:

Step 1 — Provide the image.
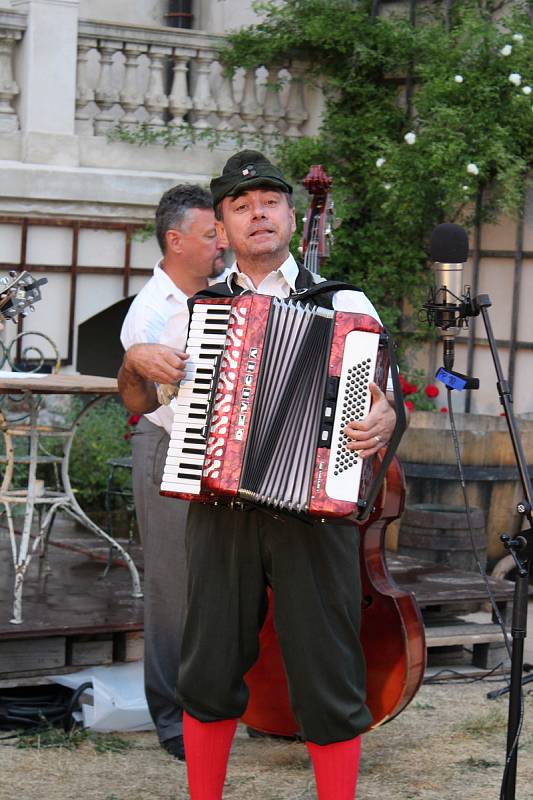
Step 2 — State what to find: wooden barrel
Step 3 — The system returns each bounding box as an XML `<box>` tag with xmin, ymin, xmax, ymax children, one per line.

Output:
<box><xmin>398</xmin><ymin>503</ymin><xmax>486</xmax><ymax>572</ymax></box>
<box><xmin>395</xmin><ymin>411</ymin><xmax>533</xmax><ymax>564</ymax></box>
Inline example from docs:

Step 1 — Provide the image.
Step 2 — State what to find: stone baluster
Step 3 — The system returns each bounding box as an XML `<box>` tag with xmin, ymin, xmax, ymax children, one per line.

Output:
<box><xmin>190</xmin><ymin>49</ymin><xmax>217</xmax><ymax>130</ymax></box>
<box><xmin>145</xmin><ymin>44</ymin><xmax>171</xmax><ymax>128</ymax></box>
<box><xmin>75</xmin><ymin>36</ymin><xmax>96</xmax><ymax>135</ymax></box>
<box><xmin>120</xmin><ymin>42</ymin><xmax>147</xmax><ymax>126</ymax></box>
<box><xmin>262</xmin><ymin>66</ymin><xmax>284</xmax><ymax>136</ymax></box>
<box><xmin>0</xmin><ymin>29</ymin><xmax>21</xmax><ymax>134</ymax></box>
<box><xmin>285</xmin><ymin>63</ymin><xmax>308</xmax><ymax>137</ymax></box>
<box><xmin>168</xmin><ymin>47</ymin><xmax>193</xmax><ymax>126</ymax></box>
<box><xmin>94</xmin><ymin>39</ymin><xmax>123</xmax><ymax>135</ymax></box>
<box><xmin>215</xmin><ymin>65</ymin><xmax>236</xmax><ymax>132</ymax></box>
<box><xmin>239</xmin><ymin>67</ymin><xmax>261</xmax><ymax>135</ymax></box>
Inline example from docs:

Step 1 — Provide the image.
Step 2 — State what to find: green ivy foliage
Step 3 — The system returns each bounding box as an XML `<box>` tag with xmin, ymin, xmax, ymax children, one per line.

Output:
<box><xmin>221</xmin><ymin>0</ymin><xmax>532</xmax><ymax>335</ymax></box>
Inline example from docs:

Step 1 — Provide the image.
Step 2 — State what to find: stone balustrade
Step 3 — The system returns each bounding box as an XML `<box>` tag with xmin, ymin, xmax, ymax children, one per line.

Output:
<box><xmin>0</xmin><ymin>11</ymin><xmax>25</xmax><ymax>134</ymax></box>
<box><xmin>76</xmin><ymin>19</ymin><xmax>309</xmax><ymax>141</ymax></box>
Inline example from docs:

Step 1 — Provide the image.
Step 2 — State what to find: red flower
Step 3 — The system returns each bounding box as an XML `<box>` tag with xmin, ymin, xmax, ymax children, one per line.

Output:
<box><xmin>399</xmin><ymin>376</ymin><xmax>418</xmax><ymax>395</ymax></box>
<box><xmin>424</xmin><ymin>384</ymin><xmax>439</xmax><ymax>398</ymax></box>
<box><xmin>405</xmin><ymin>400</ymin><xmax>415</xmax><ymax>412</ymax></box>
<box><xmin>439</xmin><ymin>406</ymin><xmax>448</xmax><ymax>413</ymax></box>
<box><xmin>127</xmin><ymin>414</ymin><xmax>141</xmax><ymax>426</ymax></box>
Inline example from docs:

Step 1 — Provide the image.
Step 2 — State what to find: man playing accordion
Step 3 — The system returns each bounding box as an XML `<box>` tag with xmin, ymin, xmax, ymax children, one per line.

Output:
<box><xmin>119</xmin><ymin>150</ymin><xmax>397</xmax><ymax>800</ymax></box>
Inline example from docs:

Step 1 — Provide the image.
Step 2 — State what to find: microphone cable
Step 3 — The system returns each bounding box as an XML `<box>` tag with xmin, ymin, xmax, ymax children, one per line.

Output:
<box><xmin>444</xmin><ymin>386</ymin><xmax>521</xmax><ymax>800</ymax></box>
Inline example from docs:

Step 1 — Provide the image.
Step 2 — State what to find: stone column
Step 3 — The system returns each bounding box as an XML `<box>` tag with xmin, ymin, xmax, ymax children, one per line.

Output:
<box><xmin>75</xmin><ymin>36</ymin><xmax>96</xmax><ymax>135</ymax></box>
<box><xmin>11</xmin><ymin>0</ymin><xmax>80</xmax><ymax>165</ymax></box>
<box><xmin>168</xmin><ymin>47</ymin><xmax>193</xmax><ymax>127</ymax></box>
<box><xmin>0</xmin><ymin>29</ymin><xmax>21</xmax><ymax>133</ymax></box>
<box><xmin>94</xmin><ymin>40</ymin><xmax>123</xmax><ymax>135</ymax></box>
<box><xmin>239</xmin><ymin>67</ymin><xmax>261</xmax><ymax>135</ymax></box>
<box><xmin>285</xmin><ymin>63</ymin><xmax>308</xmax><ymax>138</ymax></box>
<box><xmin>119</xmin><ymin>43</ymin><xmax>147</xmax><ymax>127</ymax></box>
<box><xmin>145</xmin><ymin>45</ymin><xmax>171</xmax><ymax>128</ymax></box>
<box><xmin>190</xmin><ymin>49</ymin><xmax>217</xmax><ymax>130</ymax></box>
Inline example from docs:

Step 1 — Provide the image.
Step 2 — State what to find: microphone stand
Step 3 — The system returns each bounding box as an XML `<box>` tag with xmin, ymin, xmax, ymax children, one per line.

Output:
<box><xmin>451</xmin><ymin>293</ymin><xmax>533</xmax><ymax>800</ymax></box>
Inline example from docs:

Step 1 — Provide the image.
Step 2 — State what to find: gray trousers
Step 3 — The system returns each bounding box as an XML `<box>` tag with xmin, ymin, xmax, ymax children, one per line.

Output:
<box><xmin>131</xmin><ymin>416</ymin><xmax>188</xmax><ymax>743</ymax></box>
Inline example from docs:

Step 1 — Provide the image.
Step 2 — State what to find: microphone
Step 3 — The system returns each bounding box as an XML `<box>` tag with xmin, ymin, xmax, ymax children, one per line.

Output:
<box><xmin>426</xmin><ymin>223</ymin><xmax>469</xmax><ymax>371</ymax></box>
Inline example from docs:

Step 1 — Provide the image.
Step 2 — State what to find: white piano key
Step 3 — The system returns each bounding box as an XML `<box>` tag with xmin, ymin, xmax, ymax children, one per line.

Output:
<box><xmin>167</xmin><ymin>448</ymin><xmax>206</xmax><ymax>461</ymax></box>
<box><xmin>161</xmin><ymin>474</ymin><xmax>202</xmax><ymax>487</ymax></box>
<box><xmin>190</xmin><ymin>320</ymin><xmax>230</xmax><ymax>330</ymax></box>
<box><xmin>167</xmin><ymin>450</ymin><xmax>206</xmax><ymax>460</ymax></box>
<box><xmin>161</xmin><ymin>481</ymin><xmax>201</xmax><ymax>494</ymax></box>
<box><xmin>172</xmin><ymin>422</ymin><xmax>203</xmax><ymax>439</ymax></box>
<box><xmin>168</xmin><ymin>434</ymin><xmax>206</xmax><ymax>444</ymax></box>
<box><xmin>191</xmin><ymin>303</ymin><xmax>232</xmax><ymax>313</ymax></box>
<box><xmin>177</xmin><ymin>387</ymin><xmax>212</xmax><ymax>400</ymax></box>
<box><xmin>163</xmin><ymin>460</ymin><xmax>204</xmax><ymax>474</ymax></box>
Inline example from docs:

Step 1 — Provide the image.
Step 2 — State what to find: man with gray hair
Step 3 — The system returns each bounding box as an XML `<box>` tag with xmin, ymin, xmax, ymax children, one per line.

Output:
<box><xmin>120</xmin><ymin>184</ymin><xmax>225</xmax><ymax>760</ymax></box>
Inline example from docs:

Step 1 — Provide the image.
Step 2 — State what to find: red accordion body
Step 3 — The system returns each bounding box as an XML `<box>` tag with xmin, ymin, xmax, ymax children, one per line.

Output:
<box><xmin>160</xmin><ymin>294</ymin><xmax>389</xmax><ymax>521</ymax></box>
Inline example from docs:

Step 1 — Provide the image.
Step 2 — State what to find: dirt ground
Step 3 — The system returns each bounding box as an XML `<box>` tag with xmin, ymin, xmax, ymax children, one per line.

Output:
<box><xmin>0</xmin><ymin>679</ymin><xmax>532</xmax><ymax>800</ymax></box>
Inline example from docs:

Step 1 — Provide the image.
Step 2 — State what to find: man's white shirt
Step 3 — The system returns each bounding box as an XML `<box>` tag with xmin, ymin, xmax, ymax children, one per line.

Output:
<box><xmin>120</xmin><ymin>259</ymin><xmax>228</xmax><ymax>430</ymax></box>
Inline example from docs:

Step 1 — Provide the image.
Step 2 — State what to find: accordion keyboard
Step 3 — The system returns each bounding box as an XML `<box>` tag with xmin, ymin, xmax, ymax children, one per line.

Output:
<box><xmin>160</xmin><ymin>303</ymin><xmax>231</xmax><ymax>494</ymax></box>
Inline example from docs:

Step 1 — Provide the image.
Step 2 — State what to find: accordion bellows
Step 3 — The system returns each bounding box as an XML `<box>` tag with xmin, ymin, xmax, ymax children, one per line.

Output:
<box><xmin>160</xmin><ymin>294</ymin><xmax>388</xmax><ymax>520</ymax></box>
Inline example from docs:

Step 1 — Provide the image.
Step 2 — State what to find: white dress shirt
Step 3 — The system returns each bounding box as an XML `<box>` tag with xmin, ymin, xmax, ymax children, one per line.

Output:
<box><xmin>120</xmin><ymin>260</ymin><xmax>229</xmax><ymax>430</ymax></box>
<box><xmin>158</xmin><ymin>254</ymin><xmax>391</xmax><ymax>434</ymax></box>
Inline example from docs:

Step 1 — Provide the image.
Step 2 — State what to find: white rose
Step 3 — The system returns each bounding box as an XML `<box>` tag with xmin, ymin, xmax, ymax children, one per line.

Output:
<box><xmin>454</xmin><ymin>75</ymin><xmax>464</xmax><ymax>84</ymax></box>
<box><xmin>522</xmin><ymin>85</ymin><xmax>532</xmax><ymax>95</ymax></box>
<box><xmin>376</xmin><ymin>157</ymin><xmax>386</xmax><ymax>168</ymax></box>
<box><xmin>462</xmin><ymin>185</ymin><xmax>469</xmax><ymax>191</ymax></box>
<box><xmin>500</xmin><ymin>44</ymin><xmax>512</xmax><ymax>56</ymax></box>
<box><xmin>384</xmin><ymin>183</ymin><xmax>392</xmax><ymax>191</ymax></box>
<box><xmin>512</xmin><ymin>34</ymin><xmax>524</xmax><ymax>43</ymax></box>
<box><xmin>509</xmin><ymin>73</ymin><xmax>522</xmax><ymax>86</ymax></box>
<box><xmin>467</xmin><ymin>163</ymin><xmax>479</xmax><ymax>176</ymax></box>
<box><xmin>404</xmin><ymin>131</ymin><xmax>416</xmax><ymax>145</ymax></box>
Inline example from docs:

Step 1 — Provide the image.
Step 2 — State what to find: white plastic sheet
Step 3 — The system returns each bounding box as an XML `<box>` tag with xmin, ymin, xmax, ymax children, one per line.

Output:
<box><xmin>52</xmin><ymin>661</ymin><xmax>155</xmax><ymax>732</ymax></box>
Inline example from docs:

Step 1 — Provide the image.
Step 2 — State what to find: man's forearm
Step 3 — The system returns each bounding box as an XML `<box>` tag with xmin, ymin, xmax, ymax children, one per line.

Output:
<box><xmin>118</xmin><ymin>361</ymin><xmax>159</xmax><ymax>414</ymax></box>
<box><xmin>117</xmin><ymin>342</ymin><xmax>189</xmax><ymax>414</ymax></box>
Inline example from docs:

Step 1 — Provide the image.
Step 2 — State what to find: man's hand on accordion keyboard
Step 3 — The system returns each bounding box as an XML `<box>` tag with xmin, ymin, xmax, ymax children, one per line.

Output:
<box><xmin>118</xmin><ymin>343</ymin><xmax>189</xmax><ymax>415</ymax></box>
<box><xmin>343</xmin><ymin>382</ymin><xmax>396</xmax><ymax>458</ymax></box>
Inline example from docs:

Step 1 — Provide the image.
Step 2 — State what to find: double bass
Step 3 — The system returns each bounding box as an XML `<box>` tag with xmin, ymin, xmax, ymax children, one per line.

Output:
<box><xmin>241</xmin><ymin>165</ymin><xmax>426</xmax><ymax>736</ymax></box>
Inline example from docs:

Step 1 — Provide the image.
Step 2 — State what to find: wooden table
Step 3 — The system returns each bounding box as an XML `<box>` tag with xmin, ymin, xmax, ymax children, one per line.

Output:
<box><xmin>0</xmin><ymin>372</ymin><xmax>142</xmax><ymax>624</ymax></box>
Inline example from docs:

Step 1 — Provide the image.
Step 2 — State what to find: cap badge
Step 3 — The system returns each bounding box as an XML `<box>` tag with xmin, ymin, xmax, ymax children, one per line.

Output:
<box><xmin>242</xmin><ymin>165</ymin><xmax>257</xmax><ymax>177</ymax></box>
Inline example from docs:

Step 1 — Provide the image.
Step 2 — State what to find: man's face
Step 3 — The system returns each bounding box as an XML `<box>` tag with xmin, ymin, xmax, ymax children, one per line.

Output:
<box><xmin>215</xmin><ymin>189</ymin><xmax>296</xmax><ymax>263</ymax></box>
<box><xmin>169</xmin><ymin>208</ymin><xmax>225</xmax><ymax>277</ymax></box>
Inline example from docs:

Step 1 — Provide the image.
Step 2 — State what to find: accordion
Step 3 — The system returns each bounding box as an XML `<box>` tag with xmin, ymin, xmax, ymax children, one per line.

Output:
<box><xmin>160</xmin><ymin>294</ymin><xmax>389</xmax><ymax>520</ymax></box>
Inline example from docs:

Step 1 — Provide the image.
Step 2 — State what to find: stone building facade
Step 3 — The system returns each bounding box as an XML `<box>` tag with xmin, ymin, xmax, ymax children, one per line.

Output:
<box><xmin>0</xmin><ymin>0</ymin><xmax>531</xmax><ymax>416</ymax></box>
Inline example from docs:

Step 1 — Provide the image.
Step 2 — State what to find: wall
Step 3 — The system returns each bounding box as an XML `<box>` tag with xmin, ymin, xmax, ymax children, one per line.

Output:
<box><xmin>79</xmin><ymin>0</ymin><xmax>164</xmax><ymax>26</ymax></box>
<box><xmin>196</xmin><ymin>0</ymin><xmax>260</xmax><ymax>33</ymax></box>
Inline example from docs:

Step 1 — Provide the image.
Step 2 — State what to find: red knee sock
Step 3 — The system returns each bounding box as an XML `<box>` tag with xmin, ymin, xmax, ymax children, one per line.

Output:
<box><xmin>182</xmin><ymin>712</ymin><xmax>237</xmax><ymax>800</ymax></box>
<box><xmin>306</xmin><ymin>736</ymin><xmax>362</xmax><ymax>800</ymax></box>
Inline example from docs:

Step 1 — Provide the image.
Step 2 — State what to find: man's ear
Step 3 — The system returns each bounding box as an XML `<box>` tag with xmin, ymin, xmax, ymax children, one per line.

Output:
<box><xmin>165</xmin><ymin>228</ymin><xmax>183</xmax><ymax>255</ymax></box>
<box><xmin>290</xmin><ymin>206</ymin><xmax>296</xmax><ymax>236</ymax></box>
<box><xmin>215</xmin><ymin>219</ymin><xmax>230</xmax><ymax>249</ymax></box>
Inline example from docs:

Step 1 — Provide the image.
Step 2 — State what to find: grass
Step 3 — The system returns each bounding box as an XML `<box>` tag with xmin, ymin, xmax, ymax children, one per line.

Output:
<box><xmin>458</xmin><ymin>756</ymin><xmax>500</xmax><ymax>770</ymax></box>
<box><xmin>411</xmin><ymin>701</ymin><xmax>436</xmax><ymax>711</ymax></box>
<box><xmin>456</xmin><ymin>707</ymin><xmax>507</xmax><ymax>737</ymax></box>
<box><xmin>14</xmin><ymin>725</ymin><xmax>136</xmax><ymax>754</ymax></box>
<box><xmin>16</xmin><ymin>726</ymin><xmax>88</xmax><ymax>751</ymax></box>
